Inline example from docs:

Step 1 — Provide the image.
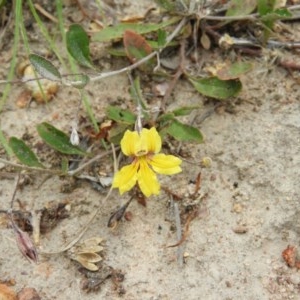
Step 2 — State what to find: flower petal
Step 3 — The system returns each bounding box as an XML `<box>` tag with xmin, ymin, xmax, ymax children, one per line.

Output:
<box><xmin>137</xmin><ymin>158</ymin><xmax>160</xmax><ymax>197</ymax></box>
<box><xmin>121</xmin><ymin>130</ymin><xmax>139</xmax><ymax>156</ymax></box>
<box><xmin>140</xmin><ymin>127</ymin><xmax>161</xmax><ymax>154</ymax></box>
<box><xmin>149</xmin><ymin>153</ymin><xmax>182</xmax><ymax>175</ymax></box>
<box><xmin>112</xmin><ymin>163</ymin><xmax>138</xmax><ymax>194</ymax></box>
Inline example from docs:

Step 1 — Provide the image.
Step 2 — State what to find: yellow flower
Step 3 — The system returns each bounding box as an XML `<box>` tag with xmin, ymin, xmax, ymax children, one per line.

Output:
<box><xmin>112</xmin><ymin>127</ymin><xmax>182</xmax><ymax>197</ymax></box>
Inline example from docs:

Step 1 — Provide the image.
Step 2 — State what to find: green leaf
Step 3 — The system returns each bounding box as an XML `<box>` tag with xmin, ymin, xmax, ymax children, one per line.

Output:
<box><xmin>261</xmin><ymin>8</ymin><xmax>292</xmax><ymax>23</ymax></box>
<box><xmin>92</xmin><ymin>18</ymin><xmax>180</xmax><ymax>42</ymax></box>
<box><xmin>107</xmin><ymin>47</ymin><xmax>126</xmax><ymax>57</ymax></box>
<box><xmin>226</xmin><ymin>0</ymin><xmax>256</xmax><ymax>16</ymax></box>
<box><xmin>189</xmin><ymin>77</ymin><xmax>242</xmax><ymax>100</ymax></box>
<box><xmin>66</xmin><ymin>24</ymin><xmax>93</xmax><ymax>68</ymax></box>
<box><xmin>37</xmin><ymin>122</ymin><xmax>86</xmax><ymax>155</ymax></box>
<box><xmin>217</xmin><ymin>62</ymin><xmax>253</xmax><ymax>80</ymax></box>
<box><xmin>172</xmin><ymin>106</ymin><xmax>199</xmax><ymax>116</ymax></box>
<box><xmin>123</xmin><ymin>30</ymin><xmax>153</xmax><ymax>71</ymax></box>
<box><xmin>157</xmin><ymin>112</ymin><xmax>175</xmax><ymax>123</ymax></box>
<box><xmin>257</xmin><ymin>0</ymin><xmax>290</xmax><ymax>41</ymax></box>
<box><xmin>9</xmin><ymin>137</ymin><xmax>44</xmax><ymax>168</ymax></box>
<box><xmin>64</xmin><ymin>74</ymin><xmax>90</xmax><ymax>89</ymax></box>
<box><xmin>166</xmin><ymin>120</ymin><xmax>203</xmax><ymax>143</ymax></box>
<box><xmin>149</xmin><ymin>40</ymin><xmax>178</xmax><ymax>50</ymax></box>
<box><xmin>257</xmin><ymin>0</ymin><xmax>276</xmax><ymax>40</ymax></box>
<box><xmin>157</xmin><ymin>29</ymin><xmax>167</xmax><ymax>48</ymax></box>
<box><xmin>273</xmin><ymin>8</ymin><xmax>292</xmax><ymax>18</ymax></box>
<box><xmin>106</xmin><ymin>42</ymin><xmax>178</xmax><ymax>56</ymax></box>
<box><xmin>106</xmin><ymin>106</ymin><xmax>136</xmax><ymax>124</ymax></box>
<box><xmin>29</xmin><ymin>54</ymin><xmax>61</xmax><ymax>81</ymax></box>
<box><xmin>257</xmin><ymin>0</ymin><xmax>276</xmax><ymax>16</ymax></box>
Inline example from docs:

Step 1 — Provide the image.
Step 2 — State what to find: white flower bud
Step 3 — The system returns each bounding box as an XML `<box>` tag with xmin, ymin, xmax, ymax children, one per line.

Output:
<box><xmin>70</xmin><ymin>127</ymin><xmax>80</xmax><ymax>146</ymax></box>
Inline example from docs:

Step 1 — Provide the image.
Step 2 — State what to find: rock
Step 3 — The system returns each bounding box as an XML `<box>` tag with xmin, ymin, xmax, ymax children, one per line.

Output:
<box><xmin>290</xmin><ymin>273</ymin><xmax>300</xmax><ymax>285</ymax></box>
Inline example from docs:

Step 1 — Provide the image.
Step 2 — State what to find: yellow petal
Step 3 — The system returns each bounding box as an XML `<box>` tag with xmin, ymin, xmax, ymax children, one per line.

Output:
<box><xmin>149</xmin><ymin>153</ymin><xmax>182</xmax><ymax>175</ymax></box>
<box><xmin>112</xmin><ymin>163</ymin><xmax>138</xmax><ymax>194</ymax></box>
<box><xmin>121</xmin><ymin>130</ymin><xmax>139</xmax><ymax>156</ymax></box>
<box><xmin>134</xmin><ymin>129</ymin><xmax>148</xmax><ymax>157</ymax></box>
<box><xmin>137</xmin><ymin>158</ymin><xmax>160</xmax><ymax>197</ymax></box>
<box><xmin>140</xmin><ymin>127</ymin><xmax>161</xmax><ymax>154</ymax></box>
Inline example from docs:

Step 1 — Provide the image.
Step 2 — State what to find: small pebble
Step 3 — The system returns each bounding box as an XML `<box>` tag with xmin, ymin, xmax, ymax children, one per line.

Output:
<box><xmin>232</xmin><ymin>203</ymin><xmax>243</xmax><ymax>213</ymax></box>
<box><xmin>290</xmin><ymin>273</ymin><xmax>300</xmax><ymax>285</ymax></box>
<box><xmin>232</xmin><ymin>225</ymin><xmax>248</xmax><ymax>234</ymax></box>
<box><xmin>17</xmin><ymin>287</ymin><xmax>41</xmax><ymax>300</ymax></box>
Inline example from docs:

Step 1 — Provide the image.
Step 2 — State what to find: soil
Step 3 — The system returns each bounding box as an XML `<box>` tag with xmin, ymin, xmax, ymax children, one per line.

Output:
<box><xmin>1</xmin><ymin>1</ymin><xmax>300</xmax><ymax>300</ymax></box>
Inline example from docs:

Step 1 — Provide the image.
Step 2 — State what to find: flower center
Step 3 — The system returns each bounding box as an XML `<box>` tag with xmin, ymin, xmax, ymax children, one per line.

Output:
<box><xmin>133</xmin><ymin>153</ymin><xmax>154</xmax><ymax>170</ymax></box>
<box><xmin>136</xmin><ymin>149</ymin><xmax>147</xmax><ymax>157</ymax></box>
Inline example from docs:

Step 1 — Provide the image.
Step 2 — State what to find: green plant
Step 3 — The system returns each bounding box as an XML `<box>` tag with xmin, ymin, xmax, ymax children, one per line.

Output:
<box><xmin>0</xmin><ymin>0</ymin><xmax>298</xmax><ymax>183</ymax></box>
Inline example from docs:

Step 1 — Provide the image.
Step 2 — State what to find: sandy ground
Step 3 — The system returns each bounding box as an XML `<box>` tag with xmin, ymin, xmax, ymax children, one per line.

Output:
<box><xmin>1</xmin><ymin>1</ymin><xmax>300</xmax><ymax>300</ymax></box>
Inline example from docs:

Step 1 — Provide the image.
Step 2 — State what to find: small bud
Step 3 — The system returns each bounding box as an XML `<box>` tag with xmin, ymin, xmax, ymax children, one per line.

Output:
<box><xmin>70</xmin><ymin>127</ymin><xmax>80</xmax><ymax>146</ymax></box>
<box><xmin>15</xmin><ymin>229</ymin><xmax>39</xmax><ymax>264</ymax></box>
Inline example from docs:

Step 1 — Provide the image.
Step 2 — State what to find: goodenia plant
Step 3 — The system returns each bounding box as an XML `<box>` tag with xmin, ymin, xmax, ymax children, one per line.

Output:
<box><xmin>2</xmin><ymin>0</ymin><xmax>298</xmax><ymax>198</ymax></box>
<box><xmin>112</xmin><ymin>127</ymin><xmax>182</xmax><ymax>197</ymax></box>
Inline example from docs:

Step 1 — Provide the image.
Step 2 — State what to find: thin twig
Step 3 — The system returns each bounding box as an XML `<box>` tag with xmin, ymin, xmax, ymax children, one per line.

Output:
<box><xmin>9</xmin><ymin>173</ymin><xmax>20</xmax><ymax>210</ymax></box>
<box><xmin>0</xmin><ymin>158</ymin><xmax>61</xmax><ymax>174</ymax></box>
<box><xmin>203</xmin><ymin>14</ymin><xmax>257</xmax><ymax>21</ymax></box>
<box><xmin>34</xmin><ymin>3</ymin><xmax>58</xmax><ymax>23</ymax></box>
<box><xmin>0</xmin><ymin>147</ymin><xmax>117</xmax><ymax>177</ymax></box>
<box><xmin>267</xmin><ymin>40</ymin><xmax>300</xmax><ymax>49</ymax></box>
<box><xmin>68</xmin><ymin>147</ymin><xmax>119</xmax><ymax>176</ymax></box>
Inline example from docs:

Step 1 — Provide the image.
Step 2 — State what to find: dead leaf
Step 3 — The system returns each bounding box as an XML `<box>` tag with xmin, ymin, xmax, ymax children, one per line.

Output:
<box><xmin>123</xmin><ymin>30</ymin><xmax>152</xmax><ymax>67</ymax></box>
<box><xmin>200</xmin><ymin>32</ymin><xmax>211</xmax><ymax>50</ymax></box>
<box><xmin>76</xmin><ymin>252</ymin><xmax>103</xmax><ymax>263</ymax></box>
<box><xmin>68</xmin><ymin>237</ymin><xmax>105</xmax><ymax>271</ymax></box>
<box><xmin>282</xmin><ymin>245</ymin><xmax>296</xmax><ymax>267</ymax></box>
<box><xmin>121</xmin><ymin>16</ymin><xmax>145</xmax><ymax>23</ymax></box>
